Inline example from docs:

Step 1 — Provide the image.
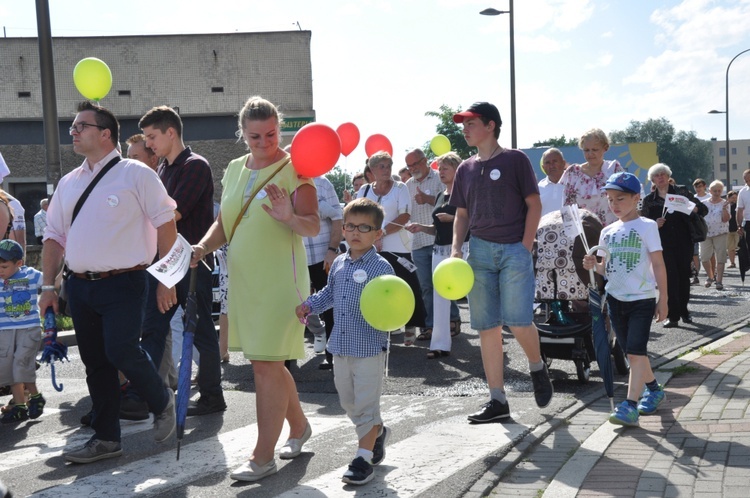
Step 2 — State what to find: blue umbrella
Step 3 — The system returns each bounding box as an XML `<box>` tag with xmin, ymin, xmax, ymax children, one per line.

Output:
<box><xmin>39</xmin><ymin>307</ymin><xmax>68</xmax><ymax>392</ymax></box>
<box><xmin>176</xmin><ymin>267</ymin><xmax>198</xmax><ymax>460</ymax></box>
<box><xmin>587</xmin><ymin>245</ymin><xmax>615</xmax><ymax>411</ymax></box>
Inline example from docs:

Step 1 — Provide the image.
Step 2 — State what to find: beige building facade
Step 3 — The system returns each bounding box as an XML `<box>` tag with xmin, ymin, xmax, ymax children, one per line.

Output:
<box><xmin>0</xmin><ymin>31</ymin><xmax>314</xmax><ymax>244</ymax></box>
<box><xmin>710</xmin><ymin>138</ymin><xmax>750</xmax><ymax>190</ymax></box>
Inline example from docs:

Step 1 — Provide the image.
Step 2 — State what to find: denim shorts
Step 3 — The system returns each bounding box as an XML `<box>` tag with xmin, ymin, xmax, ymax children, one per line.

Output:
<box><xmin>606</xmin><ymin>296</ymin><xmax>655</xmax><ymax>356</ymax></box>
<box><xmin>467</xmin><ymin>237</ymin><xmax>535</xmax><ymax>330</ymax></box>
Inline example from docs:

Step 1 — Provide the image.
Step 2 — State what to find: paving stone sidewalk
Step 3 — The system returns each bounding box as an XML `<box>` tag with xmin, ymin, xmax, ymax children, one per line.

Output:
<box><xmin>480</xmin><ymin>331</ymin><xmax>750</xmax><ymax>498</ymax></box>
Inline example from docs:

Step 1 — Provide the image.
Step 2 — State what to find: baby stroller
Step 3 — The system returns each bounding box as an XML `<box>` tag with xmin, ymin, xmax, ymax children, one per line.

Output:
<box><xmin>534</xmin><ymin>209</ymin><xmax>629</xmax><ymax>385</ymax></box>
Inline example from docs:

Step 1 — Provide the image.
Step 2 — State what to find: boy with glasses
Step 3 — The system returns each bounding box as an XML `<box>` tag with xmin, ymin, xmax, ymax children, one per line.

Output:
<box><xmin>296</xmin><ymin>198</ymin><xmax>394</xmax><ymax>485</ymax></box>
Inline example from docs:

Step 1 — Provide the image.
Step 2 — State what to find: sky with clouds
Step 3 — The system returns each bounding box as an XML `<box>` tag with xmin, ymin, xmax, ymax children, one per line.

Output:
<box><xmin>2</xmin><ymin>0</ymin><xmax>749</xmax><ymax>172</ymax></box>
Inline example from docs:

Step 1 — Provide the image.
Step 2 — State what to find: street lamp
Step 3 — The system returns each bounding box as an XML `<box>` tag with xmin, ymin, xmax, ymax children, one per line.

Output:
<box><xmin>480</xmin><ymin>2</ymin><xmax>516</xmax><ymax>149</ymax></box>
<box><xmin>708</xmin><ymin>48</ymin><xmax>750</xmax><ymax>190</ymax></box>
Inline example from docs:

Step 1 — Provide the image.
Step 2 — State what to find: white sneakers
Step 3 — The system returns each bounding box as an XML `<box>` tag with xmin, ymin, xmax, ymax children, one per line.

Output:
<box><xmin>279</xmin><ymin>421</ymin><xmax>313</xmax><ymax>459</ymax></box>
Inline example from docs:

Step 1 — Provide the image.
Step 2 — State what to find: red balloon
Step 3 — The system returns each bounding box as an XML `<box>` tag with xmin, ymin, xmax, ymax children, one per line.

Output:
<box><xmin>336</xmin><ymin>122</ymin><xmax>360</xmax><ymax>157</ymax></box>
<box><xmin>430</xmin><ymin>160</ymin><xmax>438</xmax><ymax>170</ymax></box>
<box><xmin>365</xmin><ymin>134</ymin><xmax>393</xmax><ymax>157</ymax></box>
<box><xmin>290</xmin><ymin>123</ymin><xmax>342</xmax><ymax>177</ymax></box>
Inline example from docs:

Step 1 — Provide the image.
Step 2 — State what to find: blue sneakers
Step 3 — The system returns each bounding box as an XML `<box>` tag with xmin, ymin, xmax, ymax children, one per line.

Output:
<box><xmin>609</xmin><ymin>400</ymin><xmax>639</xmax><ymax>427</ymax></box>
<box><xmin>637</xmin><ymin>385</ymin><xmax>666</xmax><ymax>415</ymax></box>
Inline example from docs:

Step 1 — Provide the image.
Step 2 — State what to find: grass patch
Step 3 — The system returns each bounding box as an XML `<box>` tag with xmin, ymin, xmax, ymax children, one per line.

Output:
<box><xmin>670</xmin><ymin>365</ymin><xmax>699</xmax><ymax>377</ymax></box>
<box><xmin>698</xmin><ymin>346</ymin><xmax>722</xmax><ymax>356</ymax></box>
<box><xmin>677</xmin><ymin>349</ymin><xmax>692</xmax><ymax>358</ymax></box>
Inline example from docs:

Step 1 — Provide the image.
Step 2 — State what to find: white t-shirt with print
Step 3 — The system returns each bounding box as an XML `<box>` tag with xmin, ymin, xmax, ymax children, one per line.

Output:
<box><xmin>598</xmin><ymin>217</ymin><xmax>663</xmax><ymax>302</ymax></box>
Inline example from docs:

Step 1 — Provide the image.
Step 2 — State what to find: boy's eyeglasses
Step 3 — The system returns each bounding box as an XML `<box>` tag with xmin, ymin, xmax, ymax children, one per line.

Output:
<box><xmin>343</xmin><ymin>223</ymin><xmax>377</xmax><ymax>233</ymax></box>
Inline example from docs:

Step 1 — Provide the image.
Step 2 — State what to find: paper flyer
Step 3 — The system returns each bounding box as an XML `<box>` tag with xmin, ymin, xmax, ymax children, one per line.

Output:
<box><xmin>147</xmin><ymin>233</ymin><xmax>192</xmax><ymax>288</ymax></box>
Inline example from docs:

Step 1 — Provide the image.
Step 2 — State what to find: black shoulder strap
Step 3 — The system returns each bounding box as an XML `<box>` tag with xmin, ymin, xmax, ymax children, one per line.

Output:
<box><xmin>364</xmin><ymin>184</ymin><xmax>371</xmax><ymax>199</ymax></box>
<box><xmin>71</xmin><ymin>156</ymin><xmax>121</xmax><ymax>226</ymax></box>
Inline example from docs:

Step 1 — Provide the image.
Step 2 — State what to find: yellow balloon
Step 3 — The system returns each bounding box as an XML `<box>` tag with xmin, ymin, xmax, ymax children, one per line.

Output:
<box><xmin>430</xmin><ymin>134</ymin><xmax>451</xmax><ymax>156</ymax></box>
<box><xmin>433</xmin><ymin>258</ymin><xmax>474</xmax><ymax>300</ymax></box>
<box><xmin>360</xmin><ymin>275</ymin><xmax>415</xmax><ymax>332</ymax></box>
<box><xmin>73</xmin><ymin>58</ymin><xmax>112</xmax><ymax>101</ymax></box>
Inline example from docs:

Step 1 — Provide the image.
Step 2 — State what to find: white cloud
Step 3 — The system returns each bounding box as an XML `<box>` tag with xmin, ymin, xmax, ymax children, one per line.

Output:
<box><xmin>584</xmin><ymin>53</ymin><xmax>613</xmax><ymax>70</ymax></box>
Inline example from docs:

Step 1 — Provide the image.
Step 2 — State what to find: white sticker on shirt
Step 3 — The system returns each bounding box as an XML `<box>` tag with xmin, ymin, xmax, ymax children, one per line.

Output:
<box><xmin>107</xmin><ymin>195</ymin><xmax>119</xmax><ymax>207</ymax></box>
<box><xmin>352</xmin><ymin>269</ymin><xmax>367</xmax><ymax>283</ymax></box>
<box><xmin>490</xmin><ymin>169</ymin><xmax>501</xmax><ymax>181</ymax></box>
<box><xmin>256</xmin><ymin>190</ymin><xmax>267</xmax><ymax>200</ymax></box>
<box><xmin>423</xmin><ymin>189</ymin><xmax>431</xmax><ymax>195</ymax></box>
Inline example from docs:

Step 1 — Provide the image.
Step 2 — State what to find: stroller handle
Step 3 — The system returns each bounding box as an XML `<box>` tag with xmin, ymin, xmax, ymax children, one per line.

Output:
<box><xmin>587</xmin><ymin>245</ymin><xmax>610</xmax><ymax>289</ymax></box>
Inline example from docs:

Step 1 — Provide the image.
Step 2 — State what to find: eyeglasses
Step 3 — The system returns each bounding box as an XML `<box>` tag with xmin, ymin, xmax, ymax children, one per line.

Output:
<box><xmin>343</xmin><ymin>223</ymin><xmax>377</xmax><ymax>233</ymax></box>
<box><xmin>69</xmin><ymin>122</ymin><xmax>105</xmax><ymax>134</ymax></box>
<box><xmin>406</xmin><ymin>157</ymin><xmax>425</xmax><ymax>169</ymax></box>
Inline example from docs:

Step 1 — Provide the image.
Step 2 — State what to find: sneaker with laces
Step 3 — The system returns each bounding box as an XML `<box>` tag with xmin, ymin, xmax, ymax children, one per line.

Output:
<box><xmin>530</xmin><ymin>364</ymin><xmax>554</xmax><ymax>408</ymax></box>
<box><xmin>371</xmin><ymin>426</ymin><xmax>389</xmax><ymax>466</ymax></box>
<box><xmin>341</xmin><ymin>456</ymin><xmax>374</xmax><ymax>485</ymax></box>
<box><xmin>64</xmin><ymin>438</ymin><xmax>122</xmax><ymax>463</ymax></box>
<box><xmin>119</xmin><ymin>395</ymin><xmax>149</xmax><ymax>421</ymax></box>
<box><xmin>467</xmin><ymin>399</ymin><xmax>510</xmax><ymax>423</ymax></box>
<box><xmin>609</xmin><ymin>400</ymin><xmax>639</xmax><ymax>427</ymax></box>
<box><xmin>28</xmin><ymin>393</ymin><xmax>46</xmax><ymax>419</ymax></box>
<box><xmin>1</xmin><ymin>404</ymin><xmax>29</xmax><ymax>424</ymax></box>
<box><xmin>153</xmin><ymin>388</ymin><xmax>175</xmax><ymax>442</ymax></box>
<box><xmin>637</xmin><ymin>385</ymin><xmax>666</xmax><ymax>415</ymax></box>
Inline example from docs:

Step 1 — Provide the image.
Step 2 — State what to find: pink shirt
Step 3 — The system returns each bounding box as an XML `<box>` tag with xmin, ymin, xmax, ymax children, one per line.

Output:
<box><xmin>45</xmin><ymin>149</ymin><xmax>176</xmax><ymax>273</ymax></box>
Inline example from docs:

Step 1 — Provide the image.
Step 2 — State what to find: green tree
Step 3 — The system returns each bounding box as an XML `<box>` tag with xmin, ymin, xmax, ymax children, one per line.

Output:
<box><xmin>424</xmin><ymin>105</ymin><xmax>473</xmax><ymax>160</ymax></box>
<box><xmin>533</xmin><ymin>135</ymin><xmax>578</xmax><ymax>147</ymax></box>
<box><xmin>325</xmin><ymin>165</ymin><xmax>351</xmax><ymax>203</ymax></box>
<box><xmin>609</xmin><ymin>118</ymin><xmax>712</xmax><ymax>186</ymax></box>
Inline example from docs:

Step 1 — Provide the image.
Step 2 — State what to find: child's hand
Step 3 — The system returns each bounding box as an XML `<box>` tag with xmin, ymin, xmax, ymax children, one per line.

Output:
<box><xmin>654</xmin><ymin>298</ymin><xmax>668</xmax><ymax>323</ymax></box>
<box><xmin>582</xmin><ymin>254</ymin><xmax>596</xmax><ymax>270</ymax></box>
<box><xmin>295</xmin><ymin>303</ymin><xmax>310</xmax><ymax>324</ymax></box>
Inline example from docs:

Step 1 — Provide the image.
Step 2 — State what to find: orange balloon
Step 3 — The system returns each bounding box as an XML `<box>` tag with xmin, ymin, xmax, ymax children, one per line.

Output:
<box><xmin>290</xmin><ymin>123</ymin><xmax>341</xmax><ymax>177</ymax></box>
<box><xmin>336</xmin><ymin>122</ymin><xmax>360</xmax><ymax>157</ymax></box>
<box><xmin>365</xmin><ymin>134</ymin><xmax>393</xmax><ymax>157</ymax></box>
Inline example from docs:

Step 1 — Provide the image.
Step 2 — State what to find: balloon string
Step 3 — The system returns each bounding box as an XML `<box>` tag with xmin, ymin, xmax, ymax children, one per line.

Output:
<box><xmin>385</xmin><ymin>334</ymin><xmax>391</xmax><ymax>378</ymax></box>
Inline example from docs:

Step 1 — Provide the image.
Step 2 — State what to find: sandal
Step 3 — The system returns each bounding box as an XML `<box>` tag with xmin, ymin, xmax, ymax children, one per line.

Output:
<box><xmin>416</xmin><ymin>328</ymin><xmax>432</xmax><ymax>341</ymax></box>
<box><xmin>450</xmin><ymin>320</ymin><xmax>461</xmax><ymax>337</ymax></box>
<box><xmin>704</xmin><ymin>278</ymin><xmax>714</xmax><ymax>288</ymax></box>
<box><xmin>427</xmin><ymin>350</ymin><xmax>450</xmax><ymax>360</ymax></box>
<box><xmin>404</xmin><ymin>327</ymin><xmax>417</xmax><ymax>347</ymax></box>
<box><xmin>715</xmin><ymin>282</ymin><xmax>724</xmax><ymax>290</ymax></box>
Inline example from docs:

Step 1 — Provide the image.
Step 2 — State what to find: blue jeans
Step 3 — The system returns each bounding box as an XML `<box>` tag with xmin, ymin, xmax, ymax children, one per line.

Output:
<box><xmin>68</xmin><ymin>271</ymin><xmax>168</xmax><ymax>442</ymax></box>
<box><xmin>467</xmin><ymin>238</ymin><xmax>535</xmax><ymax>330</ymax></box>
<box><xmin>606</xmin><ymin>296</ymin><xmax>655</xmax><ymax>356</ymax></box>
<box><xmin>412</xmin><ymin>245</ymin><xmax>435</xmax><ymax>328</ymax></box>
<box><xmin>140</xmin><ymin>263</ymin><xmax>222</xmax><ymax>398</ymax></box>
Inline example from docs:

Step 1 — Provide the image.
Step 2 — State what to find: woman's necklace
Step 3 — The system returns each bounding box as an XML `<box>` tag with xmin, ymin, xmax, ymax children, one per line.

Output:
<box><xmin>479</xmin><ymin>144</ymin><xmax>502</xmax><ymax>176</ymax></box>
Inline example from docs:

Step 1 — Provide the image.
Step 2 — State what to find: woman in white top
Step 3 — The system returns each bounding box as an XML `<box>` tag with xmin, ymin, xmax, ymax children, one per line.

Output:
<box><xmin>358</xmin><ymin>151</ymin><xmax>426</xmax><ymax>345</ymax></box>
<box><xmin>700</xmin><ymin>180</ymin><xmax>731</xmax><ymax>290</ymax></box>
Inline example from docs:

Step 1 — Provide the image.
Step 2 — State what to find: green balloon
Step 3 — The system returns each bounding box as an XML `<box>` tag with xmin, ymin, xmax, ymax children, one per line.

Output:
<box><xmin>360</xmin><ymin>275</ymin><xmax>415</xmax><ymax>332</ymax></box>
<box><xmin>73</xmin><ymin>57</ymin><xmax>112</xmax><ymax>101</ymax></box>
<box><xmin>433</xmin><ymin>258</ymin><xmax>474</xmax><ymax>300</ymax></box>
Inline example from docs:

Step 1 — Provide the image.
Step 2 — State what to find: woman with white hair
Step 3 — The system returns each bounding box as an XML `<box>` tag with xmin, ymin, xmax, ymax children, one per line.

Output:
<box><xmin>640</xmin><ymin>163</ymin><xmax>707</xmax><ymax>328</ymax></box>
<box><xmin>700</xmin><ymin>180</ymin><xmax>730</xmax><ymax>290</ymax></box>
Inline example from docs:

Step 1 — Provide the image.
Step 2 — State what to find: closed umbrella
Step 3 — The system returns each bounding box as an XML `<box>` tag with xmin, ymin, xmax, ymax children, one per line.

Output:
<box><xmin>176</xmin><ymin>267</ymin><xmax>198</xmax><ymax>460</ymax></box>
<box><xmin>587</xmin><ymin>245</ymin><xmax>615</xmax><ymax>411</ymax></box>
<box><xmin>39</xmin><ymin>307</ymin><xmax>68</xmax><ymax>392</ymax></box>
<box><xmin>738</xmin><ymin>231</ymin><xmax>750</xmax><ymax>284</ymax></box>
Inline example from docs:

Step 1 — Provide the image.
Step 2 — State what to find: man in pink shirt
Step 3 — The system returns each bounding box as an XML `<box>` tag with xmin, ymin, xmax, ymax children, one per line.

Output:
<box><xmin>39</xmin><ymin>101</ymin><xmax>179</xmax><ymax>464</ymax></box>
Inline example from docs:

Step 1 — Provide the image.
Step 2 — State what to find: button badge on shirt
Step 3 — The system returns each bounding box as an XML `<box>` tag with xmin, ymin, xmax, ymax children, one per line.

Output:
<box><xmin>352</xmin><ymin>269</ymin><xmax>367</xmax><ymax>283</ymax></box>
<box><xmin>490</xmin><ymin>169</ymin><xmax>501</xmax><ymax>181</ymax></box>
<box><xmin>107</xmin><ymin>195</ymin><xmax>119</xmax><ymax>207</ymax></box>
<box><xmin>256</xmin><ymin>190</ymin><xmax>267</xmax><ymax>200</ymax></box>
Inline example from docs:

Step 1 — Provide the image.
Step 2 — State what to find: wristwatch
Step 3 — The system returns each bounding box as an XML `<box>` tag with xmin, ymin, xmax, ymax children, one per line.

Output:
<box><xmin>328</xmin><ymin>246</ymin><xmax>339</xmax><ymax>254</ymax></box>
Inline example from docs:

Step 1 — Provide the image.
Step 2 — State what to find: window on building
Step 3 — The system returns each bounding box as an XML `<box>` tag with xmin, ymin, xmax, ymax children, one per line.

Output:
<box><xmin>720</xmin><ymin>147</ymin><xmax>726</xmax><ymax>156</ymax></box>
<box><xmin>732</xmin><ymin>147</ymin><xmax>737</xmax><ymax>155</ymax></box>
<box><xmin>720</xmin><ymin>164</ymin><xmax>727</xmax><ymax>172</ymax></box>
<box><xmin>733</xmin><ymin>163</ymin><xmax>738</xmax><ymax>170</ymax></box>
<box><xmin>118</xmin><ymin>90</ymin><xmax>131</xmax><ymax>96</ymax></box>
<box><xmin>18</xmin><ymin>91</ymin><xmax>31</xmax><ymax>98</ymax></box>
<box><xmin>211</xmin><ymin>87</ymin><xmax>224</xmax><ymax>93</ymax></box>
<box><xmin>747</xmin><ymin>146</ymin><xmax>750</xmax><ymax>155</ymax></box>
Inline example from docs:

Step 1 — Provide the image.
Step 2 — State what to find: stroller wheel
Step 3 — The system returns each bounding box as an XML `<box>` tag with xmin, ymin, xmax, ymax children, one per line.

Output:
<box><xmin>575</xmin><ymin>360</ymin><xmax>590</xmax><ymax>384</ymax></box>
<box><xmin>612</xmin><ymin>341</ymin><xmax>630</xmax><ymax>375</ymax></box>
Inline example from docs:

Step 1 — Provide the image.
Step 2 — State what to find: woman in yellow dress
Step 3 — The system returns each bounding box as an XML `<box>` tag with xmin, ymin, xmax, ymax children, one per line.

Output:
<box><xmin>191</xmin><ymin>96</ymin><xmax>319</xmax><ymax>481</ymax></box>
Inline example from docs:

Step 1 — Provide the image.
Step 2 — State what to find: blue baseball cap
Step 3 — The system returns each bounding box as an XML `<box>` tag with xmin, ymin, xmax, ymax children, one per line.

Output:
<box><xmin>602</xmin><ymin>172</ymin><xmax>641</xmax><ymax>194</ymax></box>
<box><xmin>0</xmin><ymin>239</ymin><xmax>23</xmax><ymax>261</ymax></box>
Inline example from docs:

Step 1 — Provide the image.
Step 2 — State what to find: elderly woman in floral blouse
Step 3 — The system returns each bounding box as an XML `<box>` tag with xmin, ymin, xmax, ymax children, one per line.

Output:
<box><xmin>560</xmin><ymin>128</ymin><xmax>623</xmax><ymax>227</ymax></box>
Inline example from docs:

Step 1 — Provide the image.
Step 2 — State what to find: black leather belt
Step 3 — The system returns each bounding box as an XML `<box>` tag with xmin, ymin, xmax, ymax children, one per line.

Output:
<box><xmin>71</xmin><ymin>264</ymin><xmax>148</xmax><ymax>281</ymax></box>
